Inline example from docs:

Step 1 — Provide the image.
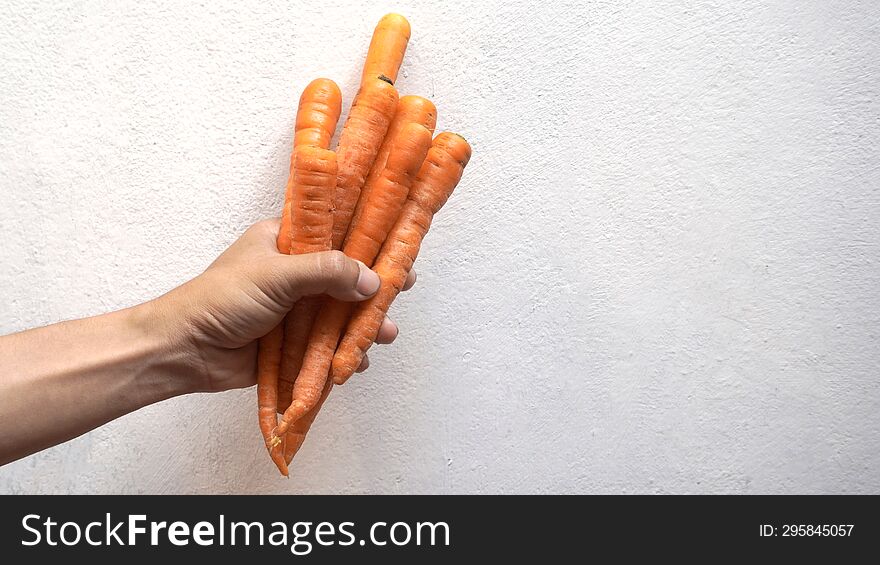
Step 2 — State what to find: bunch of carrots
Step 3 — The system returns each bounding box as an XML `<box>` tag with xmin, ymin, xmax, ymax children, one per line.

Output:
<box><xmin>257</xmin><ymin>14</ymin><xmax>471</xmax><ymax>476</ymax></box>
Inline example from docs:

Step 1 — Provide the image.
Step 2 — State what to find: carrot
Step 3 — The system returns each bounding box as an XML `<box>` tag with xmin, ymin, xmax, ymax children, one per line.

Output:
<box><xmin>270</xmin><ymin>80</ymin><xmax>341</xmax><ymax>463</ymax></box>
<box><xmin>277</xmin><ymin>78</ymin><xmax>342</xmax><ymax>414</ymax></box>
<box><xmin>350</xmin><ymin>96</ymin><xmax>436</xmax><ymax>233</ymax></box>
<box><xmin>256</xmin><ymin>324</ymin><xmax>286</xmax><ymax>472</ymax></box>
<box><xmin>293</xmin><ymin>78</ymin><xmax>343</xmax><ymax>152</ymax></box>
<box><xmin>282</xmin><ymin>379</ymin><xmax>333</xmax><ymax>465</ymax></box>
<box><xmin>274</xmin><ymin>77</ymin><xmax>395</xmax><ymax>451</ymax></box>
<box><xmin>255</xmin><ymin>185</ymin><xmax>308</xmax><ymax>475</ymax></box>
<box><xmin>276</xmin><ymin>300</ymin><xmax>318</xmax><ymax>412</ymax></box>
<box><xmin>256</xmin><ymin>79</ymin><xmax>340</xmax><ymax>475</ymax></box>
<box><xmin>278</xmin><ymin>79</ymin><xmax>342</xmax><ymax>254</ymax></box>
<box><xmin>276</xmin><ymin>147</ymin><xmax>339</xmax><ymax>412</ymax></box>
<box><xmin>331</xmin><ymin>133</ymin><xmax>471</xmax><ymax>384</ymax></box>
<box><xmin>272</xmin><ymin>123</ymin><xmax>433</xmax><ymax>439</ymax></box>
<box><xmin>330</xmin><ymin>77</ymin><xmax>399</xmax><ymax>249</ymax></box>
<box><xmin>269</xmin><ymin>15</ymin><xmax>409</xmax><ymax>464</ymax></box>
<box><xmin>257</xmin><ymin>146</ymin><xmax>337</xmax><ymax>476</ymax></box>
<box><xmin>341</xmin><ymin>122</ymin><xmax>432</xmax><ymax>261</ymax></box>
<box><xmin>362</xmin><ymin>14</ymin><xmax>411</xmax><ymax>86</ymax></box>
<box><xmin>286</xmin><ymin>148</ymin><xmax>338</xmax><ymax>254</ymax></box>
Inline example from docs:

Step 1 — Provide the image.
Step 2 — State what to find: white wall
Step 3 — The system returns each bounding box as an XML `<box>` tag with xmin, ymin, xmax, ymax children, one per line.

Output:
<box><xmin>1</xmin><ymin>0</ymin><xmax>878</xmax><ymax>494</ymax></box>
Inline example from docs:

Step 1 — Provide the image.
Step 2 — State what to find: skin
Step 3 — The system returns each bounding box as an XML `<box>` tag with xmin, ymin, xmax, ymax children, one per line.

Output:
<box><xmin>0</xmin><ymin>218</ymin><xmax>414</xmax><ymax>466</ymax></box>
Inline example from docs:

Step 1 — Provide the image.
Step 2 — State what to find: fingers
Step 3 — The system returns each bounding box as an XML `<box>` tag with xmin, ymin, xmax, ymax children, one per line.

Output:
<box><xmin>243</xmin><ymin>218</ymin><xmax>414</xmax><ymax>308</ymax></box>
<box><xmin>255</xmin><ymin>217</ymin><xmax>282</xmax><ymax>238</ymax></box>
<box><xmin>243</xmin><ymin>218</ymin><xmax>283</xmax><ymax>251</ymax></box>
<box><xmin>402</xmin><ymin>268</ymin><xmax>417</xmax><ymax>291</ymax></box>
<box><xmin>346</xmin><ymin>317</ymin><xmax>397</xmax><ymax>378</ymax></box>
<box><xmin>356</xmin><ymin>355</ymin><xmax>370</xmax><ymax>373</ymax></box>
<box><xmin>271</xmin><ymin>250</ymin><xmax>380</xmax><ymax>304</ymax></box>
<box><xmin>375</xmin><ymin>316</ymin><xmax>399</xmax><ymax>344</ymax></box>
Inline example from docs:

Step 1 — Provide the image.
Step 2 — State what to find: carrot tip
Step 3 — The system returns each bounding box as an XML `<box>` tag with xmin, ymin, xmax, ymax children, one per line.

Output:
<box><xmin>268</xmin><ymin>446</ymin><xmax>289</xmax><ymax>476</ymax></box>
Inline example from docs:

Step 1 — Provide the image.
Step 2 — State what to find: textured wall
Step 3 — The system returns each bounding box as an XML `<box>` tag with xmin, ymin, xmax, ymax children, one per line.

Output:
<box><xmin>1</xmin><ymin>0</ymin><xmax>878</xmax><ymax>494</ymax></box>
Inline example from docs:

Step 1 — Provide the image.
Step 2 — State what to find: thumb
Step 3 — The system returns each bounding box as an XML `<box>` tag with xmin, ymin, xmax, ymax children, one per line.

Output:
<box><xmin>267</xmin><ymin>250</ymin><xmax>381</xmax><ymax>304</ymax></box>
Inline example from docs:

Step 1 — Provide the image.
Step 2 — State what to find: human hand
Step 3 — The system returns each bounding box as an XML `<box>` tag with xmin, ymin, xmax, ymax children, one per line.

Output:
<box><xmin>148</xmin><ymin>219</ymin><xmax>414</xmax><ymax>393</ymax></box>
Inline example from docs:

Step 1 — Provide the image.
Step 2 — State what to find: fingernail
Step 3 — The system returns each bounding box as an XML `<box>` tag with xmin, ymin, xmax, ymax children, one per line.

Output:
<box><xmin>356</xmin><ymin>262</ymin><xmax>380</xmax><ymax>296</ymax></box>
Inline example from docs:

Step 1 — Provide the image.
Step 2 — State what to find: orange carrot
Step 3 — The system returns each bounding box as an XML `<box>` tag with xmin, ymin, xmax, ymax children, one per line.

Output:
<box><xmin>278</xmin><ymin>79</ymin><xmax>342</xmax><ymax>254</ymax></box>
<box><xmin>282</xmin><ymin>379</ymin><xmax>333</xmax><ymax>465</ymax></box>
<box><xmin>276</xmin><ymin>300</ymin><xmax>317</xmax><ymax>412</ymax></box>
<box><xmin>275</xmin><ymin>80</ymin><xmax>340</xmax><ymax>427</ymax></box>
<box><xmin>362</xmin><ymin>14</ymin><xmax>411</xmax><ymax>86</ymax></box>
<box><xmin>273</xmin><ymin>78</ymin><xmax>395</xmax><ymax>450</ymax></box>
<box><xmin>272</xmin><ymin>123</ymin><xmax>433</xmax><ymax>439</ymax></box>
<box><xmin>331</xmin><ymin>77</ymin><xmax>399</xmax><ymax>249</ymax></box>
<box><xmin>331</xmin><ymin>133</ymin><xmax>471</xmax><ymax>384</ymax></box>
<box><xmin>258</xmin><ymin>146</ymin><xmax>337</xmax><ymax>476</ymax></box>
<box><xmin>272</xmin><ymin>22</ymin><xmax>406</xmax><ymax>460</ymax></box>
<box><xmin>271</xmin><ymin>15</ymin><xmax>409</xmax><ymax>464</ymax></box>
<box><xmin>256</xmin><ymin>324</ymin><xmax>286</xmax><ymax>472</ymax></box>
<box><xmin>255</xmin><ymin>169</ymin><xmax>312</xmax><ymax>475</ymax></box>
<box><xmin>286</xmin><ymin>148</ymin><xmax>338</xmax><ymax>253</ymax></box>
<box><xmin>341</xmin><ymin>123</ymin><xmax>432</xmax><ymax>260</ymax></box>
<box><xmin>277</xmin><ymin>146</ymin><xmax>339</xmax><ymax>406</ymax></box>
<box><xmin>257</xmin><ymin>79</ymin><xmax>340</xmax><ymax>475</ymax></box>
<box><xmin>276</xmin><ymin>146</ymin><xmax>338</xmax><ymax>413</ymax></box>
<box><xmin>350</xmin><ymin>96</ymin><xmax>436</xmax><ymax>232</ymax></box>
<box><xmin>293</xmin><ymin>79</ymin><xmax>343</xmax><ymax>152</ymax></box>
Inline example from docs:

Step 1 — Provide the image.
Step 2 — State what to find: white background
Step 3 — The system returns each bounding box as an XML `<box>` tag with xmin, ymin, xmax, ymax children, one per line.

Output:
<box><xmin>1</xmin><ymin>1</ymin><xmax>878</xmax><ymax>494</ymax></box>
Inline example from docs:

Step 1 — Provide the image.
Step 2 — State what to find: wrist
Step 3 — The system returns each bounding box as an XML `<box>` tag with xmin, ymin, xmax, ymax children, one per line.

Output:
<box><xmin>127</xmin><ymin>296</ymin><xmax>204</xmax><ymax>398</ymax></box>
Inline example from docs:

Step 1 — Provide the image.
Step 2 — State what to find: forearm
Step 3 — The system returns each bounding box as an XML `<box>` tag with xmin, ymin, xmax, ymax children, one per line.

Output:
<box><xmin>0</xmin><ymin>302</ymin><xmax>194</xmax><ymax>465</ymax></box>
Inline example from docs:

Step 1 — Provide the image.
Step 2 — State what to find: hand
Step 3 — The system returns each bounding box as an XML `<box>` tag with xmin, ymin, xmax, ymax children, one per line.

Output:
<box><xmin>150</xmin><ymin>219</ymin><xmax>415</xmax><ymax>393</ymax></box>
